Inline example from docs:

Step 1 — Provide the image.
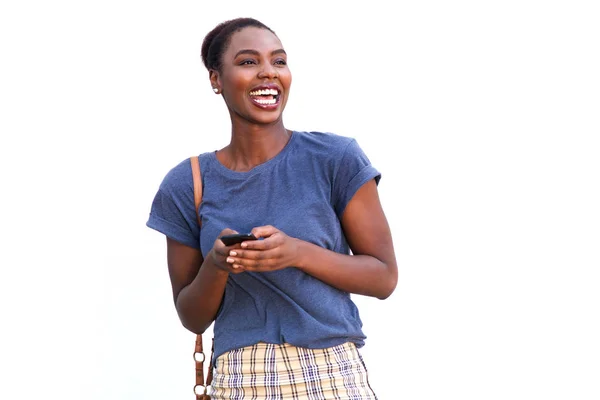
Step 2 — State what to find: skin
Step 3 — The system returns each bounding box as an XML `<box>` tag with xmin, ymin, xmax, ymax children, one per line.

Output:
<box><xmin>167</xmin><ymin>26</ymin><xmax>398</xmax><ymax>335</ymax></box>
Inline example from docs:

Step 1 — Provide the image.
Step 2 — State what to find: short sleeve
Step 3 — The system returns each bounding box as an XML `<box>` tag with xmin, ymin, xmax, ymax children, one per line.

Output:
<box><xmin>146</xmin><ymin>159</ymin><xmax>200</xmax><ymax>249</ymax></box>
<box><xmin>332</xmin><ymin>139</ymin><xmax>381</xmax><ymax>218</ymax></box>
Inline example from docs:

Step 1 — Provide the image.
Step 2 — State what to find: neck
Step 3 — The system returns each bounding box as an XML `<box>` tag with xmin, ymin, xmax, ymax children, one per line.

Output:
<box><xmin>219</xmin><ymin>121</ymin><xmax>291</xmax><ymax>172</ymax></box>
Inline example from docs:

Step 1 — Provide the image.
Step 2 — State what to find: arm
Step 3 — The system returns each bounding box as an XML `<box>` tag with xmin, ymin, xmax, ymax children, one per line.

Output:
<box><xmin>295</xmin><ymin>179</ymin><xmax>398</xmax><ymax>299</ymax></box>
<box><xmin>227</xmin><ymin>179</ymin><xmax>398</xmax><ymax>299</ymax></box>
<box><xmin>166</xmin><ymin>229</ymin><xmax>245</xmax><ymax>334</ymax></box>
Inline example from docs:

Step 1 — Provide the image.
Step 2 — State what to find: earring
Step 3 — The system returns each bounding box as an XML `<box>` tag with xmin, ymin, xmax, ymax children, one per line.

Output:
<box><xmin>213</xmin><ymin>87</ymin><xmax>219</xmax><ymax>94</ymax></box>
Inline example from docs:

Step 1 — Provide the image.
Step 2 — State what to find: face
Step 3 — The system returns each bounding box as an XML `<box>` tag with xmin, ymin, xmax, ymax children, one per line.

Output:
<box><xmin>211</xmin><ymin>27</ymin><xmax>292</xmax><ymax>126</ymax></box>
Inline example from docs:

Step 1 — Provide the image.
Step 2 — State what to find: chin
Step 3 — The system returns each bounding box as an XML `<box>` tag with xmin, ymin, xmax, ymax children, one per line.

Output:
<box><xmin>248</xmin><ymin>110</ymin><xmax>284</xmax><ymax>125</ymax></box>
<box><xmin>253</xmin><ymin>116</ymin><xmax>283</xmax><ymax>126</ymax></box>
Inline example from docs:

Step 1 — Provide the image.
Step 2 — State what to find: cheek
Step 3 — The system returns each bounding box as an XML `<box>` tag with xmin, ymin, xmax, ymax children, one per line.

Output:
<box><xmin>232</xmin><ymin>75</ymin><xmax>250</xmax><ymax>91</ymax></box>
<box><xmin>223</xmin><ymin>72</ymin><xmax>253</xmax><ymax>96</ymax></box>
<box><xmin>281</xmin><ymin>70</ymin><xmax>292</xmax><ymax>89</ymax></box>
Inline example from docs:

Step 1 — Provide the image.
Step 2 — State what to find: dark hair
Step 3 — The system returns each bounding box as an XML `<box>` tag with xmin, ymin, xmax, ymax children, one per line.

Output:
<box><xmin>201</xmin><ymin>17</ymin><xmax>276</xmax><ymax>72</ymax></box>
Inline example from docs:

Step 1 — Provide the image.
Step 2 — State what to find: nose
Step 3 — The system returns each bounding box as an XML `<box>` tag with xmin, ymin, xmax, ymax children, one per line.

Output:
<box><xmin>257</xmin><ymin>63</ymin><xmax>278</xmax><ymax>79</ymax></box>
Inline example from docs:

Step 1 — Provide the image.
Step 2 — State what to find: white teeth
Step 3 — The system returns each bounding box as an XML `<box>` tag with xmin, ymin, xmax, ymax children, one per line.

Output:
<box><xmin>255</xmin><ymin>98</ymin><xmax>277</xmax><ymax>105</ymax></box>
<box><xmin>249</xmin><ymin>88</ymin><xmax>279</xmax><ymax>96</ymax></box>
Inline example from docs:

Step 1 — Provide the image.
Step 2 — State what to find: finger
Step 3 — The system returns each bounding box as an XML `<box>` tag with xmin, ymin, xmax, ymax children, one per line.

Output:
<box><xmin>220</xmin><ymin>228</ymin><xmax>239</xmax><ymax>236</ymax></box>
<box><xmin>227</xmin><ymin>265</ymin><xmax>246</xmax><ymax>274</ymax></box>
<box><xmin>250</xmin><ymin>225</ymin><xmax>278</xmax><ymax>239</ymax></box>
<box><xmin>215</xmin><ymin>228</ymin><xmax>241</xmax><ymax>249</ymax></box>
<box><xmin>228</xmin><ymin>258</ymin><xmax>273</xmax><ymax>270</ymax></box>
<box><xmin>239</xmin><ymin>238</ymin><xmax>272</xmax><ymax>250</ymax></box>
<box><xmin>213</xmin><ymin>261</ymin><xmax>245</xmax><ymax>273</ymax></box>
<box><xmin>225</xmin><ymin>256</ymin><xmax>247</xmax><ymax>271</ymax></box>
<box><xmin>226</xmin><ymin>254</ymin><xmax>248</xmax><ymax>265</ymax></box>
<box><xmin>229</xmin><ymin>248</ymin><xmax>273</xmax><ymax>260</ymax></box>
<box><xmin>227</xmin><ymin>248</ymin><xmax>280</xmax><ymax>263</ymax></box>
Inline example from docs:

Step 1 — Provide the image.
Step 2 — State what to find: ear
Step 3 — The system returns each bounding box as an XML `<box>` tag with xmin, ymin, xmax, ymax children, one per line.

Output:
<box><xmin>209</xmin><ymin>69</ymin><xmax>220</xmax><ymax>91</ymax></box>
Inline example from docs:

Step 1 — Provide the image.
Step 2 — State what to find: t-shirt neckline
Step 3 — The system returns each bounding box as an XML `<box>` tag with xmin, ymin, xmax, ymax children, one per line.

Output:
<box><xmin>209</xmin><ymin>131</ymin><xmax>297</xmax><ymax>177</ymax></box>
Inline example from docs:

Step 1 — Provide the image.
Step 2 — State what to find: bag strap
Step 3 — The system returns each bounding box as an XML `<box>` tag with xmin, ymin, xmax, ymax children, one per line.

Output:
<box><xmin>191</xmin><ymin>156</ymin><xmax>203</xmax><ymax>226</ymax></box>
<box><xmin>194</xmin><ymin>336</ymin><xmax>214</xmax><ymax>399</ymax></box>
<box><xmin>190</xmin><ymin>155</ymin><xmax>214</xmax><ymax>399</ymax></box>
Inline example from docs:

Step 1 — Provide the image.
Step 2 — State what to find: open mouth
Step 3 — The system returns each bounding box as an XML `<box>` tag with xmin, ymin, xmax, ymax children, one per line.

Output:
<box><xmin>249</xmin><ymin>88</ymin><xmax>280</xmax><ymax>106</ymax></box>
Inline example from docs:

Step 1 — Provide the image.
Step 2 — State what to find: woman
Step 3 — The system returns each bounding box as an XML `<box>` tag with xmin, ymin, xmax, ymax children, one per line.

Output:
<box><xmin>147</xmin><ymin>17</ymin><xmax>398</xmax><ymax>399</ymax></box>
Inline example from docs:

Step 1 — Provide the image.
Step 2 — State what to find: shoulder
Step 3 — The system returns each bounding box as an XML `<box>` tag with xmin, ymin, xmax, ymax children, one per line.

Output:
<box><xmin>147</xmin><ymin>156</ymin><xmax>202</xmax><ymax>249</ymax></box>
<box><xmin>293</xmin><ymin>131</ymin><xmax>357</xmax><ymax>158</ymax></box>
<box><xmin>295</xmin><ymin>130</ymin><xmax>355</xmax><ymax>147</ymax></box>
<box><xmin>158</xmin><ymin>157</ymin><xmax>195</xmax><ymax>196</ymax></box>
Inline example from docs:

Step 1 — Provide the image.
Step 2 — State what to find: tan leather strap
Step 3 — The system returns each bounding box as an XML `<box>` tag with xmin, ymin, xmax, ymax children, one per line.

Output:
<box><xmin>194</xmin><ymin>336</ymin><xmax>213</xmax><ymax>399</ymax></box>
<box><xmin>190</xmin><ymin>156</ymin><xmax>213</xmax><ymax>399</ymax></box>
<box><xmin>194</xmin><ymin>335</ymin><xmax>206</xmax><ymax>396</ymax></box>
<box><xmin>191</xmin><ymin>156</ymin><xmax>203</xmax><ymax>226</ymax></box>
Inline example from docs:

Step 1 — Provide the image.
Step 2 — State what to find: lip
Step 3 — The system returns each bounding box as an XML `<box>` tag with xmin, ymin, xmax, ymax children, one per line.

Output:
<box><xmin>248</xmin><ymin>83</ymin><xmax>282</xmax><ymax>110</ymax></box>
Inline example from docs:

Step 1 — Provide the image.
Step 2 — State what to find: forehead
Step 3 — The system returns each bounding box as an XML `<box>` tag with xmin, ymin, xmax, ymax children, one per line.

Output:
<box><xmin>225</xmin><ymin>27</ymin><xmax>284</xmax><ymax>56</ymax></box>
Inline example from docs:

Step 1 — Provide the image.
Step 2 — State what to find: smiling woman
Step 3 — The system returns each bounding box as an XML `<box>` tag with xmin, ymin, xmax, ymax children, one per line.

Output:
<box><xmin>146</xmin><ymin>17</ymin><xmax>398</xmax><ymax>399</ymax></box>
<box><xmin>206</xmin><ymin>22</ymin><xmax>292</xmax><ymax>128</ymax></box>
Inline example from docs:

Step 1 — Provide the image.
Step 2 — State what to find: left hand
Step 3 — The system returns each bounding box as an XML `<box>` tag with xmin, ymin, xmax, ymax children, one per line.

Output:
<box><xmin>224</xmin><ymin>225</ymin><xmax>300</xmax><ymax>272</ymax></box>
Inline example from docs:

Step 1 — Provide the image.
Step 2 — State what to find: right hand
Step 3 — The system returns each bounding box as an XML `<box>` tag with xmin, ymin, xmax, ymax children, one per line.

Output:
<box><xmin>209</xmin><ymin>228</ymin><xmax>247</xmax><ymax>274</ymax></box>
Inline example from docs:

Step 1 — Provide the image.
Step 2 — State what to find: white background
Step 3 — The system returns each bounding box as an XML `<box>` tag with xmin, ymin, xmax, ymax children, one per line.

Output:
<box><xmin>1</xmin><ymin>1</ymin><xmax>599</xmax><ymax>399</ymax></box>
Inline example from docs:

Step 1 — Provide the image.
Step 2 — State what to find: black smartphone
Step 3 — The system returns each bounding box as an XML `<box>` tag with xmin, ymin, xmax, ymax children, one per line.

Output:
<box><xmin>219</xmin><ymin>233</ymin><xmax>257</xmax><ymax>246</ymax></box>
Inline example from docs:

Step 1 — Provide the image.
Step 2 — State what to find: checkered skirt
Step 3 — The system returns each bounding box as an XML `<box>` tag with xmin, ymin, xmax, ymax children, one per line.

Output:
<box><xmin>209</xmin><ymin>341</ymin><xmax>378</xmax><ymax>400</ymax></box>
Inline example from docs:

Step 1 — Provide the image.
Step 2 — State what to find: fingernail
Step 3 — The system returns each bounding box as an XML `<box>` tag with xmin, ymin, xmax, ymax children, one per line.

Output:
<box><xmin>226</xmin><ymin>257</ymin><xmax>234</xmax><ymax>263</ymax></box>
<box><xmin>229</xmin><ymin>251</ymin><xmax>237</xmax><ymax>256</ymax></box>
<box><xmin>241</xmin><ymin>243</ymin><xmax>248</xmax><ymax>248</ymax></box>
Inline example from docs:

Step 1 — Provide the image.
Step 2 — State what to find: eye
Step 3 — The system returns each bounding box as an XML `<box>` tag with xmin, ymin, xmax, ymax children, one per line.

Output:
<box><xmin>239</xmin><ymin>59</ymin><xmax>257</xmax><ymax>65</ymax></box>
<box><xmin>274</xmin><ymin>59</ymin><xmax>287</xmax><ymax>66</ymax></box>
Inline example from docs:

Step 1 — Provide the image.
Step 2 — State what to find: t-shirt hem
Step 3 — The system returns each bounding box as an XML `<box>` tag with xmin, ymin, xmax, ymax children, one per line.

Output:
<box><xmin>211</xmin><ymin>336</ymin><xmax>366</xmax><ymax>367</ymax></box>
<box><xmin>146</xmin><ymin>214</ymin><xmax>199</xmax><ymax>249</ymax></box>
<box><xmin>337</xmin><ymin>165</ymin><xmax>381</xmax><ymax>217</ymax></box>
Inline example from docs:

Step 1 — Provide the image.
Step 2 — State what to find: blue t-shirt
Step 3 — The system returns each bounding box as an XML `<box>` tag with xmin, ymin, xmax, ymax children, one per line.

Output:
<box><xmin>146</xmin><ymin>131</ymin><xmax>381</xmax><ymax>362</ymax></box>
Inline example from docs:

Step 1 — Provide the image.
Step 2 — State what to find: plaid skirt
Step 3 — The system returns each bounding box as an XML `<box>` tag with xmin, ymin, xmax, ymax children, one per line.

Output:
<box><xmin>209</xmin><ymin>341</ymin><xmax>378</xmax><ymax>400</ymax></box>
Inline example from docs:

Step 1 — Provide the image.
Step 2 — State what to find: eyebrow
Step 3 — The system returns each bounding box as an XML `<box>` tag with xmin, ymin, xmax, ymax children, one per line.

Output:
<box><xmin>234</xmin><ymin>48</ymin><xmax>287</xmax><ymax>58</ymax></box>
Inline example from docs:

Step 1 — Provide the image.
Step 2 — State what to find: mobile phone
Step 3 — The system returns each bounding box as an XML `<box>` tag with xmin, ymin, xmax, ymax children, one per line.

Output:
<box><xmin>219</xmin><ymin>233</ymin><xmax>257</xmax><ymax>246</ymax></box>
